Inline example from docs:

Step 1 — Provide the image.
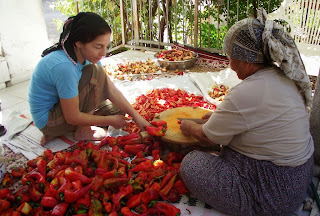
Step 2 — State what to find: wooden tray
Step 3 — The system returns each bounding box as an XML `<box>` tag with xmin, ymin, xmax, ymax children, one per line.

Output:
<box><xmin>158</xmin><ymin>107</ymin><xmax>212</xmax><ymax>145</ymax></box>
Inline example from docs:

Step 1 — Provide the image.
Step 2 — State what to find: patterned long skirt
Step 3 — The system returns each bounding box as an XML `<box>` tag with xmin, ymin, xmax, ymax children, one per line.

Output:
<box><xmin>179</xmin><ymin>147</ymin><xmax>314</xmax><ymax>216</ymax></box>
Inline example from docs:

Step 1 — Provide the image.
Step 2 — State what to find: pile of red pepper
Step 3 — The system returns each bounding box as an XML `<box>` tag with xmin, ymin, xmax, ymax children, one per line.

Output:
<box><xmin>0</xmin><ymin>121</ymin><xmax>190</xmax><ymax>216</ymax></box>
<box><xmin>124</xmin><ymin>88</ymin><xmax>216</xmax><ymax>134</ymax></box>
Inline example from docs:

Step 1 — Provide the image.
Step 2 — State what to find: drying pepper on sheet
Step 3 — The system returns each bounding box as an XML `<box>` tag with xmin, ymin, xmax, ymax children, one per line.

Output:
<box><xmin>28</xmin><ymin>183</ymin><xmax>42</xmax><ymax>202</ymax></box>
<box><xmin>145</xmin><ymin>126</ymin><xmax>166</xmax><ymax>137</ymax></box>
<box><xmin>160</xmin><ymin>174</ymin><xmax>177</xmax><ymax>196</ymax></box>
<box><xmin>103</xmin><ymin>178</ymin><xmax>129</xmax><ymax>189</ymax></box>
<box><xmin>124</xmin><ymin>144</ymin><xmax>147</xmax><ymax>155</ymax></box>
<box><xmin>0</xmin><ymin>188</ymin><xmax>15</xmax><ymax>201</ymax></box>
<box><xmin>154</xmin><ymin>202</ymin><xmax>181</xmax><ymax>216</ymax></box>
<box><xmin>130</xmin><ymin>159</ymin><xmax>153</xmax><ymax>172</ymax></box>
<box><xmin>126</xmin><ymin>193</ymin><xmax>142</xmax><ymax>209</ymax></box>
<box><xmin>88</xmin><ymin>198</ymin><xmax>103</xmax><ymax>216</ymax></box>
<box><xmin>174</xmin><ymin>180</ymin><xmax>190</xmax><ymax>194</ymax></box>
<box><xmin>121</xmin><ymin>207</ymin><xmax>139</xmax><ymax>216</ymax></box>
<box><xmin>90</xmin><ymin>175</ymin><xmax>103</xmax><ymax>192</ymax></box>
<box><xmin>16</xmin><ymin>202</ymin><xmax>32</xmax><ymax>215</ymax></box>
<box><xmin>0</xmin><ymin>199</ymin><xmax>10</xmax><ymax>212</ymax></box>
<box><xmin>64</xmin><ymin>183</ymin><xmax>92</xmax><ymax>203</ymax></box>
<box><xmin>141</xmin><ymin>188</ymin><xmax>159</xmax><ymax>205</ymax></box>
<box><xmin>11</xmin><ymin>167</ymin><xmax>27</xmax><ymax>178</ymax></box>
<box><xmin>40</xmin><ymin>196</ymin><xmax>59</xmax><ymax>208</ymax></box>
<box><xmin>64</xmin><ymin>167</ymin><xmax>92</xmax><ymax>184</ymax></box>
<box><xmin>76</xmin><ymin>193</ymin><xmax>91</xmax><ymax>210</ymax></box>
<box><xmin>113</xmin><ymin>184</ymin><xmax>134</xmax><ymax>211</ymax></box>
<box><xmin>56</xmin><ymin>176</ymin><xmax>72</xmax><ymax>201</ymax></box>
<box><xmin>1</xmin><ymin>172</ymin><xmax>13</xmax><ymax>187</ymax></box>
<box><xmin>51</xmin><ymin>202</ymin><xmax>69</xmax><ymax>216</ymax></box>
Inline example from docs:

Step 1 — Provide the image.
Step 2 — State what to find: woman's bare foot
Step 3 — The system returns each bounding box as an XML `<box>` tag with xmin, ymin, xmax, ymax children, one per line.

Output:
<box><xmin>40</xmin><ymin>135</ymin><xmax>56</xmax><ymax>146</ymax></box>
<box><xmin>73</xmin><ymin>126</ymin><xmax>107</xmax><ymax>141</ymax></box>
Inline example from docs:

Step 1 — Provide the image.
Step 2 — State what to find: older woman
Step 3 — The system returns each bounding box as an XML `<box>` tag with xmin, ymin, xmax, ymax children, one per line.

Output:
<box><xmin>179</xmin><ymin>8</ymin><xmax>314</xmax><ymax>216</ymax></box>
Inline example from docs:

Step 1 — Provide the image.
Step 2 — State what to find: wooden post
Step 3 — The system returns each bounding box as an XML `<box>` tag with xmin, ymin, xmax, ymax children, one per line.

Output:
<box><xmin>194</xmin><ymin>0</ymin><xmax>198</xmax><ymax>48</ymax></box>
<box><xmin>120</xmin><ymin>0</ymin><xmax>126</xmax><ymax>46</ymax></box>
<box><xmin>132</xmin><ymin>0</ymin><xmax>140</xmax><ymax>46</ymax></box>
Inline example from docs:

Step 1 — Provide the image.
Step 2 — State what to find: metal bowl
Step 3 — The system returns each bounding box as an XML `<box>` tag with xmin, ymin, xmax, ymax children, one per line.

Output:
<box><xmin>155</xmin><ymin>51</ymin><xmax>198</xmax><ymax>70</ymax></box>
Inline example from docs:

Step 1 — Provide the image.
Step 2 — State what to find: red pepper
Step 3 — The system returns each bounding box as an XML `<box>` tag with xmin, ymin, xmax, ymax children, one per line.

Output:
<box><xmin>164</xmin><ymin>152</ymin><xmax>185</xmax><ymax>166</ymax></box>
<box><xmin>130</xmin><ymin>160</ymin><xmax>153</xmax><ymax>172</ymax></box>
<box><xmin>56</xmin><ymin>176</ymin><xmax>72</xmax><ymax>201</ymax></box>
<box><xmin>74</xmin><ymin>165</ymin><xmax>83</xmax><ymax>174</ymax></box>
<box><xmin>147</xmin><ymin>168</ymin><xmax>165</xmax><ymax>183</ymax></box>
<box><xmin>40</xmin><ymin>196</ymin><xmax>59</xmax><ymax>208</ymax></box>
<box><xmin>141</xmin><ymin>188</ymin><xmax>159</xmax><ymax>205</ymax></box>
<box><xmin>160</xmin><ymin>188</ymin><xmax>180</xmax><ymax>203</ymax></box>
<box><xmin>126</xmin><ymin>193</ymin><xmax>142</xmax><ymax>208</ymax></box>
<box><xmin>1</xmin><ymin>172</ymin><xmax>13</xmax><ymax>187</ymax></box>
<box><xmin>28</xmin><ymin>183</ymin><xmax>42</xmax><ymax>202</ymax></box>
<box><xmin>136</xmin><ymin>151</ymin><xmax>146</xmax><ymax>158</ymax></box>
<box><xmin>22</xmin><ymin>171</ymin><xmax>45</xmax><ymax>185</ymax></box>
<box><xmin>154</xmin><ymin>202</ymin><xmax>181</xmax><ymax>216</ymax></box>
<box><xmin>0</xmin><ymin>199</ymin><xmax>10</xmax><ymax>212</ymax></box>
<box><xmin>104</xmin><ymin>202</ymin><xmax>112</xmax><ymax>214</ymax></box>
<box><xmin>136</xmin><ymin>204</ymin><xmax>148</xmax><ymax>214</ymax></box>
<box><xmin>65</xmin><ymin>167</ymin><xmax>92</xmax><ymax>184</ymax></box>
<box><xmin>152</xmin><ymin>149</ymin><xmax>160</xmax><ymax>160</ymax></box>
<box><xmin>83</xmin><ymin>167</ymin><xmax>94</xmax><ymax>178</ymax></box>
<box><xmin>11</xmin><ymin>167</ymin><xmax>27</xmax><ymax>178</ymax></box>
<box><xmin>145</xmin><ymin>126</ymin><xmax>166</xmax><ymax>137</ymax></box>
<box><xmin>43</xmin><ymin>184</ymin><xmax>57</xmax><ymax>198</ymax></box>
<box><xmin>113</xmin><ymin>184</ymin><xmax>133</xmax><ymax>211</ymax></box>
<box><xmin>43</xmin><ymin>149</ymin><xmax>54</xmax><ymax>161</ymax></box>
<box><xmin>88</xmin><ymin>198</ymin><xmax>103</xmax><ymax>216</ymax></box>
<box><xmin>108</xmin><ymin>212</ymin><xmax>118</xmax><ymax>216</ymax></box>
<box><xmin>150</xmin><ymin>182</ymin><xmax>161</xmax><ymax>192</ymax></box>
<box><xmin>64</xmin><ymin>183</ymin><xmax>92</xmax><ymax>203</ymax></box>
<box><xmin>0</xmin><ymin>207</ymin><xmax>14</xmax><ymax>216</ymax></box>
<box><xmin>91</xmin><ymin>150</ymin><xmax>101</xmax><ymax>164</ymax></box>
<box><xmin>174</xmin><ymin>180</ymin><xmax>190</xmax><ymax>194</ymax></box>
<box><xmin>150</xmin><ymin>120</ymin><xmax>167</xmax><ymax>129</ymax></box>
<box><xmin>131</xmin><ymin>157</ymin><xmax>149</xmax><ymax>165</ymax></box>
<box><xmin>51</xmin><ymin>202</ymin><xmax>69</xmax><ymax>216</ymax></box>
<box><xmin>73</xmin><ymin>150</ymin><xmax>88</xmax><ymax>168</ymax></box>
<box><xmin>124</xmin><ymin>144</ymin><xmax>147</xmax><ymax>155</ymax></box>
<box><xmin>121</xmin><ymin>207</ymin><xmax>138</xmax><ymax>216</ymax></box>
<box><xmin>27</xmin><ymin>157</ymin><xmax>43</xmax><ymax>168</ymax></box>
<box><xmin>160</xmin><ymin>171</ymin><xmax>175</xmax><ymax>188</ymax></box>
<box><xmin>97</xmin><ymin>149</ymin><xmax>108</xmax><ymax>170</ymax></box>
<box><xmin>103</xmin><ymin>178</ymin><xmax>129</xmax><ymax>189</ymax></box>
<box><xmin>76</xmin><ymin>193</ymin><xmax>91</xmax><ymax>210</ymax></box>
<box><xmin>0</xmin><ymin>188</ymin><xmax>15</xmax><ymax>201</ymax></box>
<box><xmin>15</xmin><ymin>186</ymin><xmax>31</xmax><ymax>204</ymax></box>
<box><xmin>36</xmin><ymin>158</ymin><xmax>47</xmax><ymax>177</ymax></box>
<box><xmin>90</xmin><ymin>175</ymin><xmax>103</xmax><ymax>191</ymax></box>
<box><xmin>119</xmin><ymin>133</ymin><xmax>140</xmax><ymax>142</ymax></box>
<box><xmin>16</xmin><ymin>202</ymin><xmax>32</xmax><ymax>215</ymax></box>
<box><xmin>160</xmin><ymin>174</ymin><xmax>177</xmax><ymax>196</ymax></box>
<box><xmin>47</xmin><ymin>165</ymin><xmax>68</xmax><ymax>179</ymax></box>
<box><xmin>72</xmin><ymin>180</ymin><xmax>83</xmax><ymax>190</ymax></box>
<box><xmin>101</xmin><ymin>169</ymin><xmax>121</xmax><ymax>179</ymax></box>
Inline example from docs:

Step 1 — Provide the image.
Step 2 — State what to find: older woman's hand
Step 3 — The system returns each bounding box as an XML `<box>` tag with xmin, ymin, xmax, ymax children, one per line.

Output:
<box><xmin>180</xmin><ymin>120</ymin><xmax>198</xmax><ymax>136</ymax></box>
<box><xmin>202</xmin><ymin>112</ymin><xmax>213</xmax><ymax>123</ymax></box>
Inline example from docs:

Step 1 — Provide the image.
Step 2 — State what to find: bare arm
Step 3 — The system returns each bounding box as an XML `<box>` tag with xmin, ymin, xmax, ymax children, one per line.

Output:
<box><xmin>60</xmin><ymin>75</ymin><xmax>150</xmax><ymax>130</ymax></box>
<box><xmin>104</xmin><ymin>75</ymin><xmax>150</xmax><ymax>130</ymax></box>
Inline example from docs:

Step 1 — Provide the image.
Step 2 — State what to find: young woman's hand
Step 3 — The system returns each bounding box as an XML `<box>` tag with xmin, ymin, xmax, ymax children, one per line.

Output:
<box><xmin>108</xmin><ymin>115</ymin><xmax>130</xmax><ymax>129</ymax></box>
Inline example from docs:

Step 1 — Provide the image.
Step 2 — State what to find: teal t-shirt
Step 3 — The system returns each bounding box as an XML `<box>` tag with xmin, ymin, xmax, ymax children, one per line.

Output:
<box><xmin>28</xmin><ymin>50</ymin><xmax>91</xmax><ymax>129</ymax></box>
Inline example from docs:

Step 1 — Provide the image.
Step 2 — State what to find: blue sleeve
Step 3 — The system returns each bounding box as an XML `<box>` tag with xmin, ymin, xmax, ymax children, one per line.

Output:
<box><xmin>51</xmin><ymin>63</ymin><xmax>80</xmax><ymax>99</ymax></box>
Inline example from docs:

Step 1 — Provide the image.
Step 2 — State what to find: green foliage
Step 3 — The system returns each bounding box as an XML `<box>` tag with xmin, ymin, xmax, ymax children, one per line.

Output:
<box><xmin>51</xmin><ymin>0</ymin><xmax>282</xmax><ymax>50</ymax></box>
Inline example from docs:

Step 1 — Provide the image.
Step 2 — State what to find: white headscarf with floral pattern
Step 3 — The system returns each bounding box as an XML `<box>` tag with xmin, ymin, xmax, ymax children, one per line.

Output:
<box><xmin>223</xmin><ymin>8</ymin><xmax>313</xmax><ymax>108</ymax></box>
